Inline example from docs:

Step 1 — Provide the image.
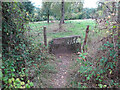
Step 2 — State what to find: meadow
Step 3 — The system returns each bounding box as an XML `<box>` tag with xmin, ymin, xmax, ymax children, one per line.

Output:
<box><xmin>28</xmin><ymin>19</ymin><xmax>97</xmax><ymax>44</ymax></box>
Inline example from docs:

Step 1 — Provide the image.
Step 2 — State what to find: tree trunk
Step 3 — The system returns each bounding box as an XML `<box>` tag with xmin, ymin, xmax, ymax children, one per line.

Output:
<box><xmin>47</xmin><ymin>10</ymin><xmax>49</xmax><ymax>24</ymax></box>
<box><xmin>59</xmin><ymin>0</ymin><xmax>65</xmax><ymax>29</ymax></box>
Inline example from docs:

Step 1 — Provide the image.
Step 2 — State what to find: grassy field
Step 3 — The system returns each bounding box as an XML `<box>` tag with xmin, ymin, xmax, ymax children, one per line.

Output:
<box><xmin>27</xmin><ymin>19</ymin><xmax>97</xmax><ymax>44</ymax></box>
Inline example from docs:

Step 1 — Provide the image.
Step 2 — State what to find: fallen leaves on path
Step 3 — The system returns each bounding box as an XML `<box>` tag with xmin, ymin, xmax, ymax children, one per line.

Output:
<box><xmin>51</xmin><ymin>53</ymin><xmax>75</xmax><ymax>88</ymax></box>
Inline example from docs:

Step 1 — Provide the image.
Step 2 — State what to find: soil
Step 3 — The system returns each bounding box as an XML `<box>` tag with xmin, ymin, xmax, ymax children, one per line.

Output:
<box><xmin>51</xmin><ymin>45</ymin><xmax>76</xmax><ymax>88</ymax></box>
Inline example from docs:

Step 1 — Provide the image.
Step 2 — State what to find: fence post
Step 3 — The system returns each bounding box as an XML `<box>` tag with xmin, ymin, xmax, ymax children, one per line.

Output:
<box><xmin>82</xmin><ymin>25</ymin><xmax>89</xmax><ymax>52</ymax></box>
<box><xmin>43</xmin><ymin>26</ymin><xmax>47</xmax><ymax>46</ymax></box>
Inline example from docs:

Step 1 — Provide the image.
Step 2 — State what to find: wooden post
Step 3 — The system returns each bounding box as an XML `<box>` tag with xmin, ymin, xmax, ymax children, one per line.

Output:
<box><xmin>43</xmin><ymin>26</ymin><xmax>47</xmax><ymax>46</ymax></box>
<box><xmin>82</xmin><ymin>25</ymin><xmax>89</xmax><ymax>52</ymax></box>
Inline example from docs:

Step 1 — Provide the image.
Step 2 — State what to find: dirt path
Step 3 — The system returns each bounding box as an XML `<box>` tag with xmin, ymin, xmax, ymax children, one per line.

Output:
<box><xmin>51</xmin><ymin>46</ymin><xmax>75</xmax><ymax>88</ymax></box>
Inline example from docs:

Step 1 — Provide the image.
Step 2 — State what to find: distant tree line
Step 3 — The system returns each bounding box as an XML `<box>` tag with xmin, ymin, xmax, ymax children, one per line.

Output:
<box><xmin>27</xmin><ymin>2</ymin><xmax>97</xmax><ymax>22</ymax></box>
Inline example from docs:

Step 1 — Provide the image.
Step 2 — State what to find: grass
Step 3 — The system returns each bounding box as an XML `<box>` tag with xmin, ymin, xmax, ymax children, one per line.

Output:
<box><xmin>26</xmin><ymin>19</ymin><xmax>97</xmax><ymax>88</ymax></box>
<box><xmin>26</xmin><ymin>19</ymin><xmax>117</xmax><ymax>88</ymax></box>
<box><xmin>28</xmin><ymin>19</ymin><xmax>97</xmax><ymax>44</ymax></box>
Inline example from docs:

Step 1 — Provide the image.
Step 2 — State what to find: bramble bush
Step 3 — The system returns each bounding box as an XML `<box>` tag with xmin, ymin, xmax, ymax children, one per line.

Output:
<box><xmin>2</xmin><ymin>2</ymin><xmax>49</xmax><ymax>89</ymax></box>
<box><xmin>71</xmin><ymin>25</ymin><xmax>119</xmax><ymax>88</ymax></box>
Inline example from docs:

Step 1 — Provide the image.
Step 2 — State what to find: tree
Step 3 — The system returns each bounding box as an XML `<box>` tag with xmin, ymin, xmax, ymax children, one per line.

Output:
<box><xmin>41</xmin><ymin>2</ymin><xmax>52</xmax><ymax>23</ymax></box>
<box><xmin>96</xmin><ymin>0</ymin><xmax>118</xmax><ymax>22</ymax></box>
<box><xmin>80</xmin><ymin>8</ymin><xmax>96</xmax><ymax>19</ymax></box>
<box><xmin>32</xmin><ymin>7</ymin><xmax>43</xmax><ymax>22</ymax></box>
<box><xmin>60</xmin><ymin>0</ymin><xmax>65</xmax><ymax>25</ymax></box>
<box><xmin>21</xmin><ymin>2</ymin><xmax>35</xmax><ymax>14</ymax></box>
<box><xmin>59</xmin><ymin>0</ymin><xmax>65</xmax><ymax>29</ymax></box>
<box><xmin>19</xmin><ymin>1</ymin><xmax>35</xmax><ymax>22</ymax></box>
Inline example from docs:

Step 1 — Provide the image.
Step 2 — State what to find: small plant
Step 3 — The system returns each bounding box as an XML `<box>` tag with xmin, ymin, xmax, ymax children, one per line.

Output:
<box><xmin>73</xmin><ymin>37</ymin><xmax>119</xmax><ymax>88</ymax></box>
<box><xmin>77</xmin><ymin>50</ymin><xmax>88</xmax><ymax>61</ymax></box>
<box><xmin>8</xmin><ymin>77</ymin><xmax>33</xmax><ymax>88</ymax></box>
<box><xmin>98</xmin><ymin>84</ymin><xmax>107</xmax><ymax>88</ymax></box>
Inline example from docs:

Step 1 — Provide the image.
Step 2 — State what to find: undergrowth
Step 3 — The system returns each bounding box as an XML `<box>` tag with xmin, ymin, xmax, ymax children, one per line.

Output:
<box><xmin>2</xmin><ymin>2</ymin><xmax>56</xmax><ymax>89</ymax></box>
<box><xmin>68</xmin><ymin>25</ymin><xmax>119</xmax><ymax>88</ymax></box>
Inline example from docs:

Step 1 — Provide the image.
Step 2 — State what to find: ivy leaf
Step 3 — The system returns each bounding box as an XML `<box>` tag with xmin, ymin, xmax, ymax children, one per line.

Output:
<box><xmin>30</xmin><ymin>82</ymin><xmax>34</xmax><ymax>86</ymax></box>
<box><xmin>25</xmin><ymin>84</ymin><xmax>30</xmax><ymax>88</ymax></box>
<box><xmin>87</xmin><ymin>77</ymin><xmax>90</xmax><ymax>80</ymax></box>
<box><xmin>85</xmin><ymin>63</ymin><xmax>87</xmax><ymax>66</ymax></box>
<box><xmin>7</xmin><ymin>9</ymin><xmax>9</xmax><ymax>12</ymax></box>
<box><xmin>106</xmin><ymin>21</ymin><xmax>109</xmax><ymax>24</ymax></box>
<box><xmin>103</xmin><ymin>85</ymin><xmax>107</xmax><ymax>88</ymax></box>
<box><xmin>99</xmin><ymin>79</ymin><xmax>102</xmax><ymax>82</ymax></box>
<box><xmin>113</xmin><ymin>26</ymin><xmax>116</xmax><ymax>28</ymax></box>
<box><xmin>85</xmin><ymin>74</ymin><xmax>87</xmax><ymax>77</ymax></box>
<box><xmin>98</xmin><ymin>84</ymin><xmax>103</xmax><ymax>88</ymax></box>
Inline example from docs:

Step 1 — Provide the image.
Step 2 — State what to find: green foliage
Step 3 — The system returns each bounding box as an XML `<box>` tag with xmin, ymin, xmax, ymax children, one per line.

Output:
<box><xmin>2</xmin><ymin>2</ymin><xmax>47</xmax><ymax>89</ymax></box>
<box><xmin>32</xmin><ymin>2</ymin><xmax>85</xmax><ymax>21</ymax></box>
<box><xmin>78</xmin><ymin>50</ymin><xmax>87</xmax><ymax>60</ymax></box>
<box><xmin>29</xmin><ymin>2</ymin><xmax>97</xmax><ymax>21</ymax></box>
<box><xmin>4</xmin><ymin>77</ymin><xmax>33</xmax><ymax>88</ymax></box>
<box><xmin>75</xmin><ymin>39</ymin><xmax>119</xmax><ymax>88</ymax></box>
<box><xmin>71</xmin><ymin>8</ymin><xmax>96</xmax><ymax>19</ymax></box>
<box><xmin>98</xmin><ymin>84</ymin><xmax>107</xmax><ymax>88</ymax></box>
<box><xmin>21</xmin><ymin>2</ymin><xmax>35</xmax><ymax>14</ymax></box>
<box><xmin>42</xmin><ymin>2</ymin><xmax>52</xmax><ymax>15</ymax></box>
<box><xmin>2</xmin><ymin>60</ymin><xmax>34</xmax><ymax>88</ymax></box>
<box><xmin>28</xmin><ymin>20</ymin><xmax>96</xmax><ymax>42</ymax></box>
